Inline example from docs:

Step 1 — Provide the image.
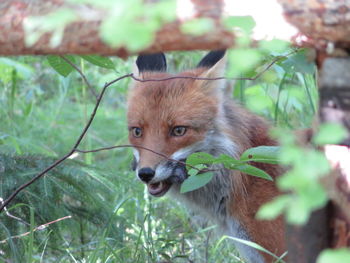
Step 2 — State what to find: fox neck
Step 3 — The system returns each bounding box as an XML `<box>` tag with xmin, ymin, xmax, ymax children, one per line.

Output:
<box><xmin>169</xmin><ymin>100</ymin><xmax>283</xmax><ymax>263</ymax></box>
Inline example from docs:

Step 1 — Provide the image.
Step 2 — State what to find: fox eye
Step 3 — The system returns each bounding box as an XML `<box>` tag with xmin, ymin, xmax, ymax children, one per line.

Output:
<box><xmin>131</xmin><ymin>127</ymin><xmax>142</xmax><ymax>138</ymax></box>
<box><xmin>171</xmin><ymin>126</ymin><xmax>187</xmax><ymax>137</ymax></box>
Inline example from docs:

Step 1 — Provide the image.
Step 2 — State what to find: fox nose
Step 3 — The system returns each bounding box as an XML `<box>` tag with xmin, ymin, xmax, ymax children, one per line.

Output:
<box><xmin>138</xmin><ymin>167</ymin><xmax>155</xmax><ymax>183</ymax></box>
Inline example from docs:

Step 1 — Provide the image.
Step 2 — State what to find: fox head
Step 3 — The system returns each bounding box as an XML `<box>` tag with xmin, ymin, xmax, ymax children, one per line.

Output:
<box><xmin>127</xmin><ymin>50</ymin><xmax>237</xmax><ymax>197</ymax></box>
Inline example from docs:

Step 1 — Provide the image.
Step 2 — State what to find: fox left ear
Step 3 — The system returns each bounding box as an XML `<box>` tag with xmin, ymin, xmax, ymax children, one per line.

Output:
<box><xmin>196</xmin><ymin>50</ymin><xmax>227</xmax><ymax>91</ymax></box>
<box><xmin>197</xmin><ymin>50</ymin><xmax>226</xmax><ymax>69</ymax></box>
<box><xmin>197</xmin><ymin>50</ymin><xmax>226</xmax><ymax>79</ymax></box>
<box><xmin>136</xmin><ymin>53</ymin><xmax>167</xmax><ymax>74</ymax></box>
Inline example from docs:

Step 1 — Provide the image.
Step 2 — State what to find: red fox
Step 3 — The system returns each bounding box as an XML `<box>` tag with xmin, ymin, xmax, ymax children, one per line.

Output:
<box><xmin>127</xmin><ymin>51</ymin><xmax>285</xmax><ymax>263</ymax></box>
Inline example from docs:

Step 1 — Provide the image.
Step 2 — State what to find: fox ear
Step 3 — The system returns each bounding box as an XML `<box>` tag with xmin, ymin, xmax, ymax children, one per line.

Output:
<box><xmin>197</xmin><ymin>50</ymin><xmax>226</xmax><ymax>69</ymax></box>
<box><xmin>198</xmin><ymin>50</ymin><xmax>226</xmax><ymax>79</ymax></box>
<box><xmin>196</xmin><ymin>50</ymin><xmax>226</xmax><ymax>91</ymax></box>
<box><xmin>195</xmin><ymin>50</ymin><xmax>227</xmax><ymax>93</ymax></box>
<box><xmin>136</xmin><ymin>53</ymin><xmax>167</xmax><ymax>74</ymax></box>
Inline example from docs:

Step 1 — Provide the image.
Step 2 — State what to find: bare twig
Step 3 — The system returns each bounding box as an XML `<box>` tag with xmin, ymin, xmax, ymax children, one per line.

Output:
<box><xmin>0</xmin><ymin>74</ymin><xmax>132</xmax><ymax>213</ymax></box>
<box><xmin>0</xmin><ymin>215</ymin><xmax>72</xmax><ymax>244</ymax></box>
<box><xmin>130</xmin><ymin>51</ymin><xmax>296</xmax><ymax>83</ymax></box>
<box><xmin>76</xmin><ymin>144</ymin><xmax>219</xmax><ymax>172</ymax></box>
<box><xmin>0</xmin><ymin>197</ymin><xmax>29</xmax><ymax>226</ymax></box>
<box><xmin>60</xmin><ymin>55</ymin><xmax>98</xmax><ymax>99</ymax></box>
<box><xmin>77</xmin><ymin>144</ymin><xmax>177</xmax><ymax>162</ymax></box>
<box><xmin>0</xmin><ymin>52</ymin><xmax>293</xmax><ymax>213</ymax></box>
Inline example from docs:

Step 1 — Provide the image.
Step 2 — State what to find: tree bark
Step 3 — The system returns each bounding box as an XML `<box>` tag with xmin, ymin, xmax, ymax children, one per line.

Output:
<box><xmin>1</xmin><ymin>0</ymin><xmax>350</xmax><ymax>56</ymax></box>
<box><xmin>0</xmin><ymin>0</ymin><xmax>233</xmax><ymax>57</ymax></box>
<box><xmin>278</xmin><ymin>0</ymin><xmax>350</xmax><ymax>50</ymax></box>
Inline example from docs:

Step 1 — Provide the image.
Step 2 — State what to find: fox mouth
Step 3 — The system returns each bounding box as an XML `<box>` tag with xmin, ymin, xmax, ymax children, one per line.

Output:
<box><xmin>147</xmin><ymin>161</ymin><xmax>187</xmax><ymax>197</ymax></box>
<box><xmin>147</xmin><ymin>181</ymin><xmax>172</xmax><ymax>197</ymax></box>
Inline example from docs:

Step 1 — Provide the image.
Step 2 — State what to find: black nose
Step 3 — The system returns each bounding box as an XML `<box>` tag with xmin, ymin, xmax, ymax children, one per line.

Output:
<box><xmin>138</xmin><ymin>167</ymin><xmax>155</xmax><ymax>183</ymax></box>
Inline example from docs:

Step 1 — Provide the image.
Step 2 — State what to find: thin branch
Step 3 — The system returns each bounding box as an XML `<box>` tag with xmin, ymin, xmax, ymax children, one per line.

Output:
<box><xmin>60</xmin><ymin>55</ymin><xmax>98</xmax><ymax>99</ymax></box>
<box><xmin>76</xmin><ymin>144</ymin><xmax>221</xmax><ymax>173</ymax></box>
<box><xmin>0</xmin><ymin>197</ymin><xmax>29</xmax><ymax>226</ymax></box>
<box><xmin>0</xmin><ymin>73</ymin><xmax>132</xmax><ymax>213</ymax></box>
<box><xmin>0</xmin><ymin>216</ymin><xmax>72</xmax><ymax>244</ymax></box>
<box><xmin>130</xmin><ymin>51</ymin><xmax>296</xmax><ymax>83</ymax></box>
<box><xmin>0</xmin><ymin>52</ymin><xmax>293</xmax><ymax>213</ymax></box>
<box><xmin>76</xmin><ymin>144</ymin><xmax>189</xmax><ymax>168</ymax></box>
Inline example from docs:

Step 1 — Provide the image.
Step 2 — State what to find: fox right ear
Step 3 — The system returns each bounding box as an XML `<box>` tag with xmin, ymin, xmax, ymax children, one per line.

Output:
<box><xmin>136</xmin><ymin>53</ymin><xmax>167</xmax><ymax>74</ymax></box>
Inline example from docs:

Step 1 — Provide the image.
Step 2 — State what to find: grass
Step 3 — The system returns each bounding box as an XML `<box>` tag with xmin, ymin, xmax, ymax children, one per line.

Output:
<box><xmin>0</xmin><ymin>51</ymin><xmax>317</xmax><ymax>262</ymax></box>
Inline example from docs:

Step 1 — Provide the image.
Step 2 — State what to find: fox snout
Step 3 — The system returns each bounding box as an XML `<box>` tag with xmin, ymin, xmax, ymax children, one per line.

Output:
<box><xmin>138</xmin><ymin>167</ymin><xmax>155</xmax><ymax>183</ymax></box>
<box><xmin>135</xmin><ymin>159</ymin><xmax>188</xmax><ymax>184</ymax></box>
<box><xmin>134</xmin><ymin>158</ymin><xmax>188</xmax><ymax>197</ymax></box>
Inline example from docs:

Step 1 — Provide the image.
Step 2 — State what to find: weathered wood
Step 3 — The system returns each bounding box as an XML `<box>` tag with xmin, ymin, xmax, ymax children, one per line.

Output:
<box><xmin>0</xmin><ymin>0</ymin><xmax>234</xmax><ymax>57</ymax></box>
<box><xmin>278</xmin><ymin>0</ymin><xmax>350</xmax><ymax>50</ymax></box>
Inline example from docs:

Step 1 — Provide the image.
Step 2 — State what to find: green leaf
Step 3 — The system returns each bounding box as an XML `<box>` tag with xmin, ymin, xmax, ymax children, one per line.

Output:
<box><xmin>180</xmin><ymin>172</ymin><xmax>214</xmax><ymax>193</ymax></box>
<box><xmin>240</xmin><ymin>146</ymin><xmax>280</xmax><ymax>164</ymax></box>
<box><xmin>186</xmin><ymin>152</ymin><xmax>215</xmax><ymax>167</ymax></box>
<box><xmin>181</xmin><ymin>18</ymin><xmax>214</xmax><ymax>36</ymax></box>
<box><xmin>317</xmin><ymin>248</ymin><xmax>350</xmax><ymax>263</ymax></box>
<box><xmin>227</xmin><ymin>49</ymin><xmax>262</xmax><ymax>76</ymax></box>
<box><xmin>235</xmin><ymin>164</ymin><xmax>273</xmax><ymax>181</ymax></box>
<box><xmin>24</xmin><ymin>8</ymin><xmax>77</xmax><ymax>47</ymax></box>
<box><xmin>80</xmin><ymin>55</ymin><xmax>115</xmax><ymax>69</ymax></box>
<box><xmin>313</xmin><ymin>123</ymin><xmax>348</xmax><ymax>146</ymax></box>
<box><xmin>47</xmin><ymin>55</ymin><xmax>75</xmax><ymax>77</ymax></box>
<box><xmin>212</xmin><ymin>154</ymin><xmax>239</xmax><ymax>169</ymax></box>
<box><xmin>187</xmin><ymin>164</ymin><xmax>206</xmax><ymax>177</ymax></box>
<box><xmin>257</xmin><ymin>195</ymin><xmax>290</xmax><ymax>220</ymax></box>
<box><xmin>100</xmin><ymin>0</ymin><xmax>176</xmax><ymax>51</ymax></box>
<box><xmin>223</xmin><ymin>16</ymin><xmax>256</xmax><ymax>33</ymax></box>
<box><xmin>279</xmin><ymin>49</ymin><xmax>315</xmax><ymax>74</ymax></box>
<box><xmin>244</xmin><ymin>85</ymin><xmax>274</xmax><ymax>113</ymax></box>
<box><xmin>259</xmin><ymin>39</ymin><xmax>290</xmax><ymax>53</ymax></box>
<box><xmin>285</xmin><ymin>199</ymin><xmax>310</xmax><ymax>225</ymax></box>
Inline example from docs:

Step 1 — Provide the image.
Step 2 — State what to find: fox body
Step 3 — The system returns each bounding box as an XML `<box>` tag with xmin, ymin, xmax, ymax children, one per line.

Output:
<box><xmin>127</xmin><ymin>51</ymin><xmax>285</xmax><ymax>263</ymax></box>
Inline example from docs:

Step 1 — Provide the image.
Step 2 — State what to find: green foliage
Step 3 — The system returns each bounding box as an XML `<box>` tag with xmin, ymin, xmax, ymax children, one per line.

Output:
<box><xmin>278</xmin><ymin>49</ymin><xmax>315</xmax><ymax>74</ymax></box>
<box><xmin>47</xmin><ymin>55</ymin><xmax>76</xmax><ymax>77</ymax></box>
<box><xmin>180</xmin><ymin>170</ymin><xmax>214</xmax><ymax>194</ymax></box>
<box><xmin>240</xmin><ymin>146</ymin><xmax>280</xmax><ymax>164</ymax></box>
<box><xmin>259</xmin><ymin>39</ymin><xmax>290</xmax><ymax>53</ymax></box>
<box><xmin>313</xmin><ymin>123</ymin><xmax>348</xmax><ymax>146</ymax></box>
<box><xmin>227</xmin><ymin>48</ymin><xmax>262</xmax><ymax>76</ymax></box>
<box><xmin>181</xmin><ymin>18</ymin><xmax>214</xmax><ymax>36</ymax></box>
<box><xmin>47</xmin><ymin>55</ymin><xmax>115</xmax><ymax>77</ymax></box>
<box><xmin>181</xmin><ymin>147</ymin><xmax>279</xmax><ymax>193</ymax></box>
<box><xmin>257</xmin><ymin>129</ymin><xmax>331</xmax><ymax>225</ymax></box>
<box><xmin>100</xmin><ymin>0</ymin><xmax>176</xmax><ymax>51</ymax></box>
<box><xmin>24</xmin><ymin>0</ymin><xmax>176</xmax><ymax>52</ymax></box>
<box><xmin>80</xmin><ymin>55</ymin><xmax>115</xmax><ymax>69</ymax></box>
<box><xmin>234</xmin><ymin>164</ymin><xmax>272</xmax><ymax>181</ymax></box>
<box><xmin>317</xmin><ymin>248</ymin><xmax>350</xmax><ymax>263</ymax></box>
<box><xmin>223</xmin><ymin>16</ymin><xmax>256</xmax><ymax>34</ymax></box>
<box><xmin>24</xmin><ymin>8</ymin><xmax>77</xmax><ymax>48</ymax></box>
